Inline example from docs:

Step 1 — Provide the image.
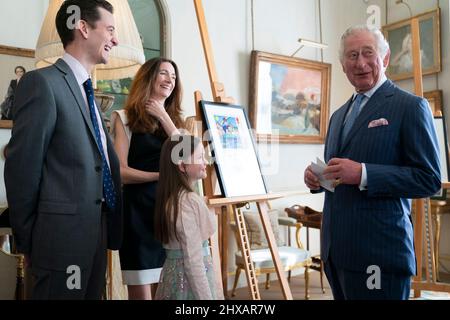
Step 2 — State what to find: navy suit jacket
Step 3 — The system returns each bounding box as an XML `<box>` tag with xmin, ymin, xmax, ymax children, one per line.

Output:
<box><xmin>321</xmin><ymin>80</ymin><xmax>441</xmax><ymax>276</ymax></box>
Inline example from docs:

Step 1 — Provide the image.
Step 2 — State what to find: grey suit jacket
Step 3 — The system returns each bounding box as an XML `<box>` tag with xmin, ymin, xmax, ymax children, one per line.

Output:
<box><xmin>4</xmin><ymin>59</ymin><xmax>123</xmax><ymax>271</ymax></box>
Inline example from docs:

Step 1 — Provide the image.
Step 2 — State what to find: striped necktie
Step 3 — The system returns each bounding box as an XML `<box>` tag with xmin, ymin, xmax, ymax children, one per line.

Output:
<box><xmin>342</xmin><ymin>93</ymin><xmax>365</xmax><ymax>141</ymax></box>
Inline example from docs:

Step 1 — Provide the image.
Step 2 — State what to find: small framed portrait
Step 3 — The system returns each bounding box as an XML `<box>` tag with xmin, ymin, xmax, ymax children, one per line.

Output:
<box><xmin>382</xmin><ymin>8</ymin><xmax>441</xmax><ymax>81</ymax></box>
<box><xmin>424</xmin><ymin>89</ymin><xmax>443</xmax><ymax>117</ymax></box>
<box><xmin>249</xmin><ymin>51</ymin><xmax>331</xmax><ymax>144</ymax></box>
<box><xmin>0</xmin><ymin>45</ymin><xmax>35</xmax><ymax>128</ymax></box>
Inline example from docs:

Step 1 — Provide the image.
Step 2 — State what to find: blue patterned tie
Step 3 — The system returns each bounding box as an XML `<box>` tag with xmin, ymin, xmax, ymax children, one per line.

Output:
<box><xmin>342</xmin><ymin>93</ymin><xmax>365</xmax><ymax>141</ymax></box>
<box><xmin>83</xmin><ymin>78</ymin><xmax>116</xmax><ymax>210</ymax></box>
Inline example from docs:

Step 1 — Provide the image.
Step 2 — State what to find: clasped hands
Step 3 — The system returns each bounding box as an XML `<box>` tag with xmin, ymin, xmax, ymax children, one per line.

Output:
<box><xmin>304</xmin><ymin>158</ymin><xmax>362</xmax><ymax>191</ymax></box>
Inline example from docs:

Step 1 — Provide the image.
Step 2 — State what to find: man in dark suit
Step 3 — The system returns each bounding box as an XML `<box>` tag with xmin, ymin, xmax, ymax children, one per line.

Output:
<box><xmin>304</xmin><ymin>25</ymin><xmax>441</xmax><ymax>300</ymax></box>
<box><xmin>4</xmin><ymin>0</ymin><xmax>122</xmax><ymax>299</ymax></box>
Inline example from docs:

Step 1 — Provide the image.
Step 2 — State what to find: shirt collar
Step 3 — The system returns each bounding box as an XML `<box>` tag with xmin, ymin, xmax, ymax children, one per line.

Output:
<box><xmin>62</xmin><ymin>52</ymin><xmax>91</xmax><ymax>85</ymax></box>
<box><xmin>352</xmin><ymin>73</ymin><xmax>387</xmax><ymax>101</ymax></box>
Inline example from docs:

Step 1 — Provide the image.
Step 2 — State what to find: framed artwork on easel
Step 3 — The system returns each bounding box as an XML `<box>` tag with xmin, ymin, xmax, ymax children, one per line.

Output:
<box><xmin>431</xmin><ymin>115</ymin><xmax>449</xmax><ymax>200</ymax></box>
<box><xmin>382</xmin><ymin>8</ymin><xmax>441</xmax><ymax>81</ymax></box>
<box><xmin>200</xmin><ymin>100</ymin><xmax>267</xmax><ymax>198</ymax></box>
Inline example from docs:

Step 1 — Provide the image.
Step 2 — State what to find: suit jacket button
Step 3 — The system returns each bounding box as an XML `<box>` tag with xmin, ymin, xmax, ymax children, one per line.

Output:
<box><xmin>95</xmin><ymin>166</ymin><xmax>102</xmax><ymax>172</ymax></box>
<box><xmin>96</xmin><ymin>199</ymin><xmax>102</xmax><ymax>205</ymax></box>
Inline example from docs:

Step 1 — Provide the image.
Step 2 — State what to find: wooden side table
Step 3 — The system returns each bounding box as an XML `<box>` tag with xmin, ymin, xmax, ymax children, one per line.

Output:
<box><xmin>285</xmin><ymin>204</ymin><xmax>325</xmax><ymax>293</ymax></box>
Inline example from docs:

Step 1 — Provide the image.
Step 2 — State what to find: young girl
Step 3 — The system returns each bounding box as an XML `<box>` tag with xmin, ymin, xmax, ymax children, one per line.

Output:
<box><xmin>154</xmin><ymin>135</ymin><xmax>223</xmax><ymax>300</ymax></box>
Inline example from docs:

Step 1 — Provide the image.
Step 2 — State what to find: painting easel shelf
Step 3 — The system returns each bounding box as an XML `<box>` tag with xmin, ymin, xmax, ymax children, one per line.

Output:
<box><xmin>207</xmin><ymin>190</ymin><xmax>310</xmax><ymax>207</ymax></box>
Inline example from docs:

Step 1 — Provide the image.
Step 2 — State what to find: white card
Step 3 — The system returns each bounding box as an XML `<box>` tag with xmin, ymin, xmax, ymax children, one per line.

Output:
<box><xmin>310</xmin><ymin>158</ymin><xmax>335</xmax><ymax>192</ymax></box>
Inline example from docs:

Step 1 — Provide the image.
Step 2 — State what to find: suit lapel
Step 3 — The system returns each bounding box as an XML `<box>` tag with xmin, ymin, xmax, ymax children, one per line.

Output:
<box><xmin>339</xmin><ymin>80</ymin><xmax>395</xmax><ymax>152</ymax></box>
<box><xmin>54</xmin><ymin>59</ymin><xmax>100</xmax><ymax>152</ymax></box>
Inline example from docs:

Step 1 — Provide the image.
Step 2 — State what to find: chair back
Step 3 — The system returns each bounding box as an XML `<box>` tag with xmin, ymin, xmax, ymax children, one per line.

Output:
<box><xmin>0</xmin><ymin>228</ymin><xmax>25</xmax><ymax>300</ymax></box>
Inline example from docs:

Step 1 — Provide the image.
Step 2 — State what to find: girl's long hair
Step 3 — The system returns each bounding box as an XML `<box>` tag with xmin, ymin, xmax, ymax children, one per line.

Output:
<box><xmin>125</xmin><ymin>57</ymin><xmax>184</xmax><ymax>136</ymax></box>
<box><xmin>154</xmin><ymin>134</ymin><xmax>202</xmax><ymax>244</ymax></box>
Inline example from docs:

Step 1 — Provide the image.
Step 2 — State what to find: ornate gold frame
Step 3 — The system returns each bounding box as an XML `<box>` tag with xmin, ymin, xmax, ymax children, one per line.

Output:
<box><xmin>0</xmin><ymin>45</ymin><xmax>35</xmax><ymax>129</ymax></box>
<box><xmin>249</xmin><ymin>50</ymin><xmax>331</xmax><ymax>144</ymax></box>
<box><xmin>382</xmin><ymin>8</ymin><xmax>441</xmax><ymax>81</ymax></box>
<box><xmin>424</xmin><ymin>89</ymin><xmax>443</xmax><ymax>117</ymax></box>
<box><xmin>0</xmin><ymin>45</ymin><xmax>35</xmax><ymax>58</ymax></box>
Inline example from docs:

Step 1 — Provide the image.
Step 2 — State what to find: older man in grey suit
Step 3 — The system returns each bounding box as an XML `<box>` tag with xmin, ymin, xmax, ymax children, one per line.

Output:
<box><xmin>4</xmin><ymin>0</ymin><xmax>122</xmax><ymax>299</ymax></box>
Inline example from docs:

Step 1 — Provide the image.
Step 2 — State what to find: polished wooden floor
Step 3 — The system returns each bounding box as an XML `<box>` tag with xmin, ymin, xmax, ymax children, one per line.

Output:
<box><xmin>226</xmin><ymin>269</ymin><xmax>450</xmax><ymax>300</ymax></box>
<box><xmin>227</xmin><ymin>270</ymin><xmax>333</xmax><ymax>300</ymax></box>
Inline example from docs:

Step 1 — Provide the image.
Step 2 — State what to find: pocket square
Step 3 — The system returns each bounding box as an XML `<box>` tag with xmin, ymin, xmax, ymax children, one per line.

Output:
<box><xmin>368</xmin><ymin>118</ymin><xmax>389</xmax><ymax>128</ymax></box>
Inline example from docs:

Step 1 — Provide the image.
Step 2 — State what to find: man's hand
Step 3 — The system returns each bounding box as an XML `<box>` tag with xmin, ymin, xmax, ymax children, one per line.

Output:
<box><xmin>323</xmin><ymin>158</ymin><xmax>362</xmax><ymax>186</ymax></box>
<box><xmin>304</xmin><ymin>165</ymin><xmax>321</xmax><ymax>190</ymax></box>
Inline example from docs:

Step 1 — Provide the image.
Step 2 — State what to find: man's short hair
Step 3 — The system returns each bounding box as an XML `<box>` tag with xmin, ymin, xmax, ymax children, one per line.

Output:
<box><xmin>339</xmin><ymin>25</ymin><xmax>390</xmax><ymax>63</ymax></box>
<box><xmin>55</xmin><ymin>0</ymin><xmax>114</xmax><ymax>48</ymax></box>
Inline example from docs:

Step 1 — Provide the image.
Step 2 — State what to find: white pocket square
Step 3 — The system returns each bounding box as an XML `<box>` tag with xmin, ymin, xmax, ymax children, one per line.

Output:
<box><xmin>368</xmin><ymin>118</ymin><xmax>389</xmax><ymax>128</ymax></box>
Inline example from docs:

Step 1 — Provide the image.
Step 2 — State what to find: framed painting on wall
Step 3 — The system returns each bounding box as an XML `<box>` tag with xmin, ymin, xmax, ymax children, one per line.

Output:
<box><xmin>424</xmin><ymin>89</ymin><xmax>443</xmax><ymax>117</ymax></box>
<box><xmin>249</xmin><ymin>51</ymin><xmax>331</xmax><ymax>144</ymax></box>
<box><xmin>0</xmin><ymin>45</ymin><xmax>35</xmax><ymax>128</ymax></box>
<box><xmin>96</xmin><ymin>78</ymin><xmax>132</xmax><ymax>120</ymax></box>
<box><xmin>382</xmin><ymin>8</ymin><xmax>441</xmax><ymax>81</ymax></box>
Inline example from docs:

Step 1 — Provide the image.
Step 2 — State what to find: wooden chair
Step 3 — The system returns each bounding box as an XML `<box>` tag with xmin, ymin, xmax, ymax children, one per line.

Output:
<box><xmin>230</xmin><ymin>210</ymin><xmax>312</xmax><ymax>299</ymax></box>
<box><xmin>429</xmin><ymin>200</ymin><xmax>450</xmax><ymax>281</ymax></box>
<box><xmin>285</xmin><ymin>204</ymin><xmax>325</xmax><ymax>293</ymax></box>
<box><xmin>412</xmin><ymin>199</ymin><xmax>450</xmax><ymax>281</ymax></box>
<box><xmin>0</xmin><ymin>227</ymin><xmax>25</xmax><ymax>300</ymax></box>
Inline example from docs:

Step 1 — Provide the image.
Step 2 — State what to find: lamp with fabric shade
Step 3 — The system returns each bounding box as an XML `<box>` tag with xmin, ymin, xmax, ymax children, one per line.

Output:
<box><xmin>35</xmin><ymin>0</ymin><xmax>145</xmax><ymax>112</ymax></box>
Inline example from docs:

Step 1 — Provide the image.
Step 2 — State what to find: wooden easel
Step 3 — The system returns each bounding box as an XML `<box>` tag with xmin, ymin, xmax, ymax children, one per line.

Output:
<box><xmin>409</xmin><ymin>18</ymin><xmax>450</xmax><ymax>296</ymax></box>
<box><xmin>193</xmin><ymin>0</ymin><xmax>293</xmax><ymax>300</ymax></box>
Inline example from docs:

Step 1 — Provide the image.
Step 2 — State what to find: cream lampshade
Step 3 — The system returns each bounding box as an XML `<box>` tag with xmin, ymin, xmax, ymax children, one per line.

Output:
<box><xmin>35</xmin><ymin>0</ymin><xmax>145</xmax><ymax>81</ymax></box>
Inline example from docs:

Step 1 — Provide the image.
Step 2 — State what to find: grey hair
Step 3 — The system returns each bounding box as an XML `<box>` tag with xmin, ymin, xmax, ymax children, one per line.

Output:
<box><xmin>339</xmin><ymin>25</ymin><xmax>390</xmax><ymax>62</ymax></box>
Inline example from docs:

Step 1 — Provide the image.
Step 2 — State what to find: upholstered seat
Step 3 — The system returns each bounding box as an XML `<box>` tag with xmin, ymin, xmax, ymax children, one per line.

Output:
<box><xmin>285</xmin><ymin>204</ymin><xmax>325</xmax><ymax>293</ymax></box>
<box><xmin>235</xmin><ymin>246</ymin><xmax>311</xmax><ymax>271</ymax></box>
<box><xmin>230</xmin><ymin>210</ymin><xmax>312</xmax><ymax>299</ymax></box>
<box><xmin>0</xmin><ymin>227</ymin><xmax>25</xmax><ymax>300</ymax></box>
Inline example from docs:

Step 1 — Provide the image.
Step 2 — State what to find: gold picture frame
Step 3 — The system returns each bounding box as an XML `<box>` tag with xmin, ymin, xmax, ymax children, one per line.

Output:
<box><xmin>249</xmin><ymin>50</ymin><xmax>331</xmax><ymax>144</ymax></box>
<box><xmin>424</xmin><ymin>89</ymin><xmax>443</xmax><ymax>117</ymax></box>
<box><xmin>382</xmin><ymin>8</ymin><xmax>441</xmax><ymax>81</ymax></box>
<box><xmin>0</xmin><ymin>45</ymin><xmax>35</xmax><ymax>129</ymax></box>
